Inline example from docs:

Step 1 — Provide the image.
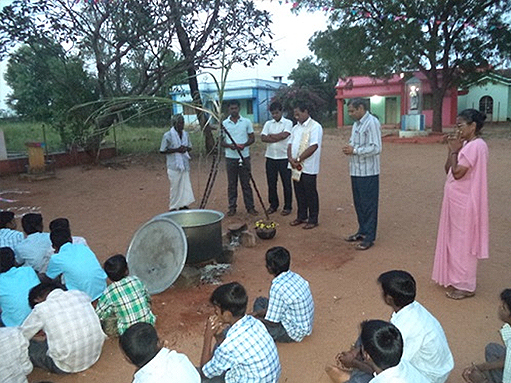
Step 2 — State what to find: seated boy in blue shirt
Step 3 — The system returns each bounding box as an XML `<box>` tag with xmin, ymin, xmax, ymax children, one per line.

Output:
<box><xmin>252</xmin><ymin>246</ymin><xmax>314</xmax><ymax>342</ymax></box>
<box><xmin>95</xmin><ymin>254</ymin><xmax>155</xmax><ymax>336</ymax></box>
<box><xmin>462</xmin><ymin>289</ymin><xmax>511</xmax><ymax>383</ymax></box>
<box><xmin>200</xmin><ymin>282</ymin><xmax>281</xmax><ymax>383</ymax></box>
<box><xmin>46</xmin><ymin>228</ymin><xmax>106</xmax><ymax>301</ymax></box>
<box><xmin>0</xmin><ymin>247</ymin><xmax>40</xmax><ymax>326</ymax></box>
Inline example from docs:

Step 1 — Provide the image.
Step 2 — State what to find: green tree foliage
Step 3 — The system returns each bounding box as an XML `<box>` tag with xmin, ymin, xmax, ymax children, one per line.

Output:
<box><xmin>288</xmin><ymin>56</ymin><xmax>336</xmax><ymax>114</ymax></box>
<box><xmin>0</xmin><ymin>0</ymin><xmax>276</xmax><ymax>152</ymax></box>
<box><xmin>5</xmin><ymin>44</ymin><xmax>96</xmax><ymax>121</ymax></box>
<box><xmin>272</xmin><ymin>85</ymin><xmax>329</xmax><ymax>123</ymax></box>
<box><xmin>294</xmin><ymin>0</ymin><xmax>511</xmax><ymax>131</ymax></box>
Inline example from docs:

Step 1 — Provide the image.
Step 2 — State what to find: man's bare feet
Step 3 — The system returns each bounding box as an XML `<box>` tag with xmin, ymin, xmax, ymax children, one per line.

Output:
<box><xmin>325</xmin><ymin>364</ymin><xmax>351</xmax><ymax>383</ymax></box>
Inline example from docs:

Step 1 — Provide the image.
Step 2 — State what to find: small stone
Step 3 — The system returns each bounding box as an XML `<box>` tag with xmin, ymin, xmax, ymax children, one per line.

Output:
<box><xmin>174</xmin><ymin>266</ymin><xmax>201</xmax><ymax>289</ymax></box>
<box><xmin>216</xmin><ymin>245</ymin><xmax>235</xmax><ymax>263</ymax></box>
<box><xmin>240</xmin><ymin>230</ymin><xmax>257</xmax><ymax>248</ymax></box>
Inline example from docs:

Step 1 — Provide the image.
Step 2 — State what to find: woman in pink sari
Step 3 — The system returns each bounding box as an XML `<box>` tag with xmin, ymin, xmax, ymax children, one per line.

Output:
<box><xmin>432</xmin><ymin>109</ymin><xmax>489</xmax><ymax>300</ymax></box>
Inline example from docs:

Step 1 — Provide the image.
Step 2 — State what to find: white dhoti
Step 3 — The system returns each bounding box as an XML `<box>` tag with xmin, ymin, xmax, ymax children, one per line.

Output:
<box><xmin>167</xmin><ymin>168</ymin><xmax>195</xmax><ymax>210</ymax></box>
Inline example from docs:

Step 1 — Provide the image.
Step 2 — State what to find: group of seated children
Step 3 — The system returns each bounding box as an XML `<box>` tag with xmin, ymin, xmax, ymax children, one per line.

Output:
<box><xmin>4</xmin><ymin>210</ymin><xmax>509</xmax><ymax>383</ymax></box>
<box><xmin>0</xmin><ymin>211</ymin><xmax>156</xmax><ymax>383</ymax></box>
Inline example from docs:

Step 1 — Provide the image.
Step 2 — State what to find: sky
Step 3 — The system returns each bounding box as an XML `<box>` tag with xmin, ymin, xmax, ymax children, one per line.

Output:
<box><xmin>0</xmin><ymin>0</ymin><xmax>330</xmax><ymax>113</ymax></box>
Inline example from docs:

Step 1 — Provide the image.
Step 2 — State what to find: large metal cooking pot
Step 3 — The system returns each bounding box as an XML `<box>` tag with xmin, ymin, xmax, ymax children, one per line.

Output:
<box><xmin>154</xmin><ymin>209</ymin><xmax>224</xmax><ymax>264</ymax></box>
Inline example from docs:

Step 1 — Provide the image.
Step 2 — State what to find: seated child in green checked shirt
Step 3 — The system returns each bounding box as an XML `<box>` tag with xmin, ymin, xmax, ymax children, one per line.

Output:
<box><xmin>95</xmin><ymin>254</ymin><xmax>155</xmax><ymax>336</ymax></box>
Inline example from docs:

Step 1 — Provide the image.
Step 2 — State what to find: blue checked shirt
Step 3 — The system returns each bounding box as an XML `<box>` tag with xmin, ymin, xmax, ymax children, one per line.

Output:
<box><xmin>0</xmin><ymin>228</ymin><xmax>24</xmax><ymax>249</ymax></box>
<box><xmin>501</xmin><ymin>323</ymin><xmax>511</xmax><ymax>383</ymax></box>
<box><xmin>202</xmin><ymin>315</ymin><xmax>281</xmax><ymax>383</ymax></box>
<box><xmin>265</xmin><ymin>270</ymin><xmax>314</xmax><ymax>342</ymax></box>
<box><xmin>348</xmin><ymin>111</ymin><xmax>382</xmax><ymax>177</ymax></box>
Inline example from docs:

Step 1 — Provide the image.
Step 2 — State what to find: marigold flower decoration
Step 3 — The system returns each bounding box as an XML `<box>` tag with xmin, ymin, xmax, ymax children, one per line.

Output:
<box><xmin>255</xmin><ymin>220</ymin><xmax>278</xmax><ymax>230</ymax></box>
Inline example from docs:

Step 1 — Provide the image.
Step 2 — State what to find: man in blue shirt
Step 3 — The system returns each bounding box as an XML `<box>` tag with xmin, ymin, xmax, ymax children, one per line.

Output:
<box><xmin>221</xmin><ymin>100</ymin><xmax>258</xmax><ymax>217</ymax></box>
<box><xmin>0</xmin><ymin>247</ymin><xmax>40</xmax><ymax>327</ymax></box>
<box><xmin>45</xmin><ymin>228</ymin><xmax>106</xmax><ymax>301</ymax></box>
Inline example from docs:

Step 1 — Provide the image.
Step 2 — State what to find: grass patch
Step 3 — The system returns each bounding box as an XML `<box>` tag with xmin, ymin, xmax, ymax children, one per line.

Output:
<box><xmin>0</xmin><ymin>120</ymin><xmax>211</xmax><ymax>156</ymax></box>
<box><xmin>0</xmin><ymin>121</ymin><xmax>64</xmax><ymax>154</ymax></box>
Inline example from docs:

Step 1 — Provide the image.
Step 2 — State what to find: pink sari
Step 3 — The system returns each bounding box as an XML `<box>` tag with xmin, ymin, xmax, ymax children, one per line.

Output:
<box><xmin>432</xmin><ymin>138</ymin><xmax>489</xmax><ymax>292</ymax></box>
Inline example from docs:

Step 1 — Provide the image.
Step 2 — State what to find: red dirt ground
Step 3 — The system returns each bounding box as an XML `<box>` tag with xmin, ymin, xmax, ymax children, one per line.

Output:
<box><xmin>1</xmin><ymin>125</ymin><xmax>510</xmax><ymax>383</ymax></box>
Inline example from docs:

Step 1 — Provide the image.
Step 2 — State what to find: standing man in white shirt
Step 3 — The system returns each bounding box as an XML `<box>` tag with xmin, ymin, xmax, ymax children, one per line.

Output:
<box><xmin>287</xmin><ymin>103</ymin><xmax>323</xmax><ymax>230</ymax></box>
<box><xmin>221</xmin><ymin>100</ymin><xmax>258</xmax><ymax>217</ymax></box>
<box><xmin>342</xmin><ymin>98</ymin><xmax>382</xmax><ymax>250</ymax></box>
<box><xmin>261</xmin><ymin>102</ymin><xmax>293</xmax><ymax>216</ymax></box>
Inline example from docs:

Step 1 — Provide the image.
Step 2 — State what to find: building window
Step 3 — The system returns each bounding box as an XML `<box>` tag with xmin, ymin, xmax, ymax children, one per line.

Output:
<box><xmin>246</xmin><ymin>100</ymin><xmax>253</xmax><ymax>115</ymax></box>
<box><xmin>479</xmin><ymin>96</ymin><xmax>493</xmax><ymax>115</ymax></box>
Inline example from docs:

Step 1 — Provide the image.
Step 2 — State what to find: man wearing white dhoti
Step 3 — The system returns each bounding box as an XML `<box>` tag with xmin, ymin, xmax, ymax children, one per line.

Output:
<box><xmin>160</xmin><ymin>114</ymin><xmax>195</xmax><ymax>211</ymax></box>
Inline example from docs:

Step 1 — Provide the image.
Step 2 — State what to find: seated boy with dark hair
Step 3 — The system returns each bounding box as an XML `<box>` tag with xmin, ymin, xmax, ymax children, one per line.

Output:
<box><xmin>21</xmin><ymin>281</ymin><xmax>105</xmax><ymax>374</ymax></box>
<box><xmin>14</xmin><ymin>213</ymin><xmax>53</xmax><ymax>273</ymax></box>
<box><xmin>120</xmin><ymin>322</ymin><xmax>200</xmax><ymax>383</ymax></box>
<box><xmin>327</xmin><ymin>320</ymin><xmax>429</xmax><ymax>383</ymax></box>
<box><xmin>328</xmin><ymin>270</ymin><xmax>453</xmax><ymax>383</ymax></box>
<box><xmin>0</xmin><ymin>211</ymin><xmax>24</xmax><ymax>248</ymax></box>
<box><xmin>0</xmin><ymin>247</ymin><xmax>40</xmax><ymax>326</ymax></box>
<box><xmin>252</xmin><ymin>246</ymin><xmax>314</xmax><ymax>342</ymax></box>
<box><xmin>200</xmin><ymin>282</ymin><xmax>281</xmax><ymax>383</ymax></box>
<box><xmin>96</xmin><ymin>254</ymin><xmax>155</xmax><ymax>336</ymax></box>
<box><xmin>45</xmin><ymin>228</ymin><xmax>106</xmax><ymax>301</ymax></box>
<box><xmin>48</xmin><ymin>217</ymin><xmax>88</xmax><ymax>246</ymax></box>
<box><xmin>462</xmin><ymin>289</ymin><xmax>511</xmax><ymax>383</ymax></box>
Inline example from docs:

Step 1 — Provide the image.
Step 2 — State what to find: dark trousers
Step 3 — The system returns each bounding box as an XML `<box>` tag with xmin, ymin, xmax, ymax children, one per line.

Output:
<box><xmin>484</xmin><ymin>343</ymin><xmax>505</xmax><ymax>383</ymax></box>
<box><xmin>29</xmin><ymin>339</ymin><xmax>67</xmax><ymax>374</ymax></box>
<box><xmin>293</xmin><ymin>173</ymin><xmax>319</xmax><ymax>224</ymax></box>
<box><xmin>226</xmin><ymin>157</ymin><xmax>254</xmax><ymax>211</ymax></box>
<box><xmin>351</xmin><ymin>175</ymin><xmax>379</xmax><ymax>243</ymax></box>
<box><xmin>253</xmin><ymin>297</ymin><xmax>295</xmax><ymax>343</ymax></box>
<box><xmin>265</xmin><ymin>158</ymin><xmax>292</xmax><ymax>211</ymax></box>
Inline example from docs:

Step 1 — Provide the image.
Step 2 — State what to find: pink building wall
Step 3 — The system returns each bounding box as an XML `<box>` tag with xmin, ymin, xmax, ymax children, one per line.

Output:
<box><xmin>335</xmin><ymin>72</ymin><xmax>457</xmax><ymax>128</ymax></box>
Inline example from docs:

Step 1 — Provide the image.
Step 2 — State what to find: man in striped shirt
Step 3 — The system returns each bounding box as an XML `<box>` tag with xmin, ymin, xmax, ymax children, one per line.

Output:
<box><xmin>342</xmin><ymin>98</ymin><xmax>382</xmax><ymax>250</ymax></box>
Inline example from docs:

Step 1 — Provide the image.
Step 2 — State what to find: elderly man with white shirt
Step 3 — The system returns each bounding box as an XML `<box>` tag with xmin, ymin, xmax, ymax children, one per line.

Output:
<box><xmin>261</xmin><ymin>101</ymin><xmax>293</xmax><ymax>216</ymax></box>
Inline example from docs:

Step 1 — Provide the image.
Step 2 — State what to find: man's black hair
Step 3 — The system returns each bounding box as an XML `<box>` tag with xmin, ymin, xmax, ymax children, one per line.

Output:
<box><xmin>227</xmin><ymin>99</ymin><xmax>240</xmax><ymax>108</ymax></box>
<box><xmin>22</xmin><ymin>213</ymin><xmax>43</xmax><ymax>235</ymax></box>
<box><xmin>104</xmin><ymin>254</ymin><xmax>128</xmax><ymax>282</ymax></box>
<box><xmin>210</xmin><ymin>282</ymin><xmax>248</xmax><ymax>318</ymax></box>
<box><xmin>28</xmin><ymin>281</ymin><xmax>64</xmax><ymax>309</ymax></box>
<box><xmin>293</xmin><ymin>102</ymin><xmax>310</xmax><ymax>113</ymax></box>
<box><xmin>0</xmin><ymin>247</ymin><xmax>15</xmax><ymax>273</ymax></box>
<box><xmin>377</xmin><ymin>270</ymin><xmax>416</xmax><ymax>308</ymax></box>
<box><xmin>49</xmin><ymin>218</ymin><xmax>70</xmax><ymax>232</ymax></box>
<box><xmin>501</xmin><ymin>289</ymin><xmax>511</xmax><ymax>313</ymax></box>
<box><xmin>120</xmin><ymin>323</ymin><xmax>160</xmax><ymax>368</ymax></box>
<box><xmin>348</xmin><ymin>98</ymin><xmax>369</xmax><ymax>111</ymax></box>
<box><xmin>265</xmin><ymin>246</ymin><xmax>290</xmax><ymax>276</ymax></box>
<box><xmin>269</xmin><ymin>101</ymin><xmax>283</xmax><ymax>112</ymax></box>
<box><xmin>50</xmin><ymin>228</ymin><xmax>72</xmax><ymax>252</ymax></box>
<box><xmin>0</xmin><ymin>211</ymin><xmax>15</xmax><ymax>228</ymax></box>
<box><xmin>360</xmin><ymin>320</ymin><xmax>403</xmax><ymax>370</ymax></box>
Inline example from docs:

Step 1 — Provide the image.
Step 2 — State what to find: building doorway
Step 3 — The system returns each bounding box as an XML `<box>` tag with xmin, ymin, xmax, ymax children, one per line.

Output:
<box><xmin>479</xmin><ymin>96</ymin><xmax>493</xmax><ymax>122</ymax></box>
<box><xmin>385</xmin><ymin>97</ymin><xmax>398</xmax><ymax>125</ymax></box>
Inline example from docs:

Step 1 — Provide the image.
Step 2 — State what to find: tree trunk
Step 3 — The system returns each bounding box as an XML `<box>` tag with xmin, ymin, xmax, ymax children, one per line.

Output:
<box><xmin>186</xmin><ymin>67</ymin><xmax>216</xmax><ymax>154</ymax></box>
<box><xmin>431</xmin><ymin>90</ymin><xmax>444</xmax><ymax>133</ymax></box>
